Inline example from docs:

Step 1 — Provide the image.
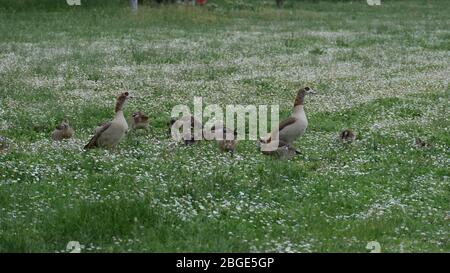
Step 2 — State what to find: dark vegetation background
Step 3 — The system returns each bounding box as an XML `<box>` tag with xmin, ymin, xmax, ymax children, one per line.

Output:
<box><xmin>0</xmin><ymin>0</ymin><xmax>360</xmax><ymax>11</ymax></box>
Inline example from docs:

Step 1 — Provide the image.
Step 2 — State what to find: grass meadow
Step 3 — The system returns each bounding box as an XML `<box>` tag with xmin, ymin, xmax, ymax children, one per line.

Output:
<box><xmin>0</xmin><ymin>0</ymin><xmax>449</xmax><ymax>252</ymax></box>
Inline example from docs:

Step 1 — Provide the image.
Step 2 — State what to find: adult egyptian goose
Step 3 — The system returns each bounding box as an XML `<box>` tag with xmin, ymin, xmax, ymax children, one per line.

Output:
<box><xmin>130</xmin><ymin>111</ymin><xmax>149</xmax><ymax>130</ymax></box>
<box><xmin>84</xmin><ymin>92</ymin><xmax>130</xmax><ymax>149</ymax></box>
<box><xmin>260</xmin><ymin>86</ymin><xmax>316</xmax><ymax>152</ymax></box>
<box><xmin>210</xmin><ymin>125</ymin><xmax>238</xmax><ymax>154</ymax></box>
<box><xmin>167</xmin><ymin>115</ymin><xmax>203</xmax><ymax>145</ymax></box>
<box><xmin>51</xmin><ymin>118</ymin><xmax>74</xmax><ymax>141</ymax></box>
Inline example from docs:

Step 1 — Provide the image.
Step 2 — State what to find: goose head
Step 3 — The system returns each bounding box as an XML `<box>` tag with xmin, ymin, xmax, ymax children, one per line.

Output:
<box><xmin>132</xmin><ymin>111</ymin><xmax>148</xmax><ymax>121</ymax></box>
<box><xmin>115</xmin><ymin>92</ymin><xmax>131</xmax><ymax>112</ymax></box>
<box><xmin>56</xmin><ymin>118</ymin><xmax>70</xmax><ymax>130</ymax></box>
<box><xmin>294</xmin><ymin>86</ymin><xmax>316</xmax><ymax>106</ymax></box>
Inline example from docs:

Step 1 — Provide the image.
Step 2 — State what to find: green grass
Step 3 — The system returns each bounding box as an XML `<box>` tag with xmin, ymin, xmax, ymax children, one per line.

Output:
<box><xmin>0</xmin><ymin>0</ymin><xmax>449</xmax><ymax>253</ymax></box>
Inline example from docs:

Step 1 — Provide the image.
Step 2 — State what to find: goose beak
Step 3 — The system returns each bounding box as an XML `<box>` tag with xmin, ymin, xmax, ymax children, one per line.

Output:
<box><xmin>306</xmin><ymin>88</ymin><xmax>317</xmax><ymax>95</ymax></box>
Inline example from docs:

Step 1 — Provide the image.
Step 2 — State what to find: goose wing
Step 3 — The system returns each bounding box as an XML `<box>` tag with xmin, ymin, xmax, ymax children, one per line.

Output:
<box><xmin>260</xmin><ymin>117</ymin><xmax>297</xmax><ymax>143</ymax></box>
<box><xmin>84</xmin><ymin>122</ymin><xmax>112</xmax><ymax>149</ymax></box>
<box><xmin>278</xmin><ymin>117</ymin><xmax>297</xmax><ymax>132</ymax></box>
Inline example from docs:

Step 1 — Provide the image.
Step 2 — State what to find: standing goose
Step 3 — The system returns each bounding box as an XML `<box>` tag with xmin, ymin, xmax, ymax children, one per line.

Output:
<box><xmin>260</xmin><ymin>86</ymin><xmax>316</xmax><ymax>152</ymax></box>
<box><xmin>51</xmin><ymin>118</ymin><xmax>74</xmax><ymax>141</ymax></box>
<box><xmin>84</xmin><ymin>92</ymin><xmax>131</xmax><ymax>149</ymax></box>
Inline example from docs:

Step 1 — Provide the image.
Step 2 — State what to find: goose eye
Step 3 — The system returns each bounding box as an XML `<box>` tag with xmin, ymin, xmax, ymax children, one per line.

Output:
<box><xmin>305</xmin><ymin>87</ymin><xmax>310</xmax><ymax>91</ymax></box>
<box><xmin>124</xmin><ymin>92</ymin><xmax>129</xmax><ymax>96</ymax></box>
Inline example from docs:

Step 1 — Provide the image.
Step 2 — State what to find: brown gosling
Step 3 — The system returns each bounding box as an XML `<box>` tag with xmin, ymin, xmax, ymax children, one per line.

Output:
<box><xmin>51</xmin><ymin>118</ymin><xmax>74</xmax><ymax>141</ymax></box>
<box><xmin>0</xmin><ymin>135</ymin><xmax>10</xmax><ymax>153</ymax></box>
<box><xmin>210</xmin><ymin>125</ymin><xmax>238</xmax><ymax>155</ymax></box>
<box><xmin>130</xmin><ymin>111</ymin><xmax>150</xmax><ymax>130</ymax></box>
<box><xmin>415</xmin><ymin>137</ymin><xmax>431</xmax><ymax>148</ymax></box>
<box><xmin>339</xmin><ymin>129</ymin><xmax>356</xmax><ymax>143</ymax></box>
<box><xmin>261</xmin><ymin>140</ymin><xmax>301</xmax><ymax>160</ymax></box>
<box><xmin>84</xmin><ymin>92</ymin><xmax>131</xmax><ymax>149</ymax></box>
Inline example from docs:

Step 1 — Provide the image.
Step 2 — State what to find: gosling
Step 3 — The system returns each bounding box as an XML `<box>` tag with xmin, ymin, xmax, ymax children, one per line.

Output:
<box><xmin>130</xmin><ymin>111</ymin><xmax>149</xmax><ymax>130</ymax></box>
<box><xmin>339</xmin><ymin>129</ymin><xmax>356</xmax><ymax>143</ymax></box>
<box><xmin>210</xmin><ymin>125</ymin><xmax>238</xmax><ymax>155</ymax></box>
<box><xmin>51</xmin><ymin>118</ymin><xmax>74</xmax><ymax>141</ymax></box>
<box><xmin>167</xmin><ymin>115</ymin><xmax>203</xmax><ymax>145</ymax></box>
